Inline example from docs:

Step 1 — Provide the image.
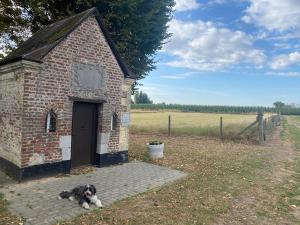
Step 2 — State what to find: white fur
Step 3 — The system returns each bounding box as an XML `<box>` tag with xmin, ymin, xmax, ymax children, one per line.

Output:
<box><xmin>68</xmin><ymin>196</ymin><xmax>74</xmax><ymax>201</ymax></box>
<box><xmin>90</xmin><ymin>195</ymin><xmax>103</xmax><ymax>208</ymax></box>
<box><xmin>82</xmin><ymin>202</ymin><xmax>89</xmax><ymax>209</ymax></box>
<box><xmin>95</xmin><ymin>199</ymin><xmax>103</xmax><ymax>208</ymax></box>
<box><xmin>57</xmin><ymin>196</ymin><xmax>62</xmax><ymax>200</ymax></box>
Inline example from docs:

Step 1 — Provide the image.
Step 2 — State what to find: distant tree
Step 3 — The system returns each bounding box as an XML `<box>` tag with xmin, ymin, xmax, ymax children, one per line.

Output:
<box><xmin>273</xmin><ymin>101</ymin><xmax>285</xmax><ymax>109</ymax></box>
<box><xmin>285</xmin><ymin>103</ymin><xmax>296</xmax><ymax>108</ymax></box>
<box><xmin>134</xmin><ymin>91</ymin><xmax>152</xmax><ymax>104</ymax></box>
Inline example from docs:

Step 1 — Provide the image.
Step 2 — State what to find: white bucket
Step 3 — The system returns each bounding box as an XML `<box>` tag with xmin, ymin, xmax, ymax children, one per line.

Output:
<box><xmin>147</xmin><ymin>143</ymin><xmax>164</xmax><ymax>159</ymax></box>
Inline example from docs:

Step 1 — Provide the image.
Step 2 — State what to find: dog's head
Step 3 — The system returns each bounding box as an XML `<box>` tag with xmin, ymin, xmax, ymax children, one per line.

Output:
<box><xmin>83</xmin><ymin>184</ymin><xmax>97</xmax><ymax>197</ymax></box>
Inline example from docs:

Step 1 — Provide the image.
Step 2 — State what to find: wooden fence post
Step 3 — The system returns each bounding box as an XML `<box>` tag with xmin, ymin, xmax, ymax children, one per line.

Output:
<box><xmin>220</xmin><ymin>117</ymin><xmax>223</xmax><ymax>141</ymax></box>
<box><xmin>278</xmin><ymin>111</ymin><xmax>281</xmax><ymax>126</ymax></box>
<box><xmin>264</xmin><ymin>118</ymin><xmax>267</xmax><ymax>140</ymax></box>
<box><xmin>168</xmin><ymin>115</ymin><xmax>171</xmax><ymax>136</ymax></box>
<box><xmin>258</xmin><ymin>112</ymin><xmax>264</xmax><ymax>144</ymax></box>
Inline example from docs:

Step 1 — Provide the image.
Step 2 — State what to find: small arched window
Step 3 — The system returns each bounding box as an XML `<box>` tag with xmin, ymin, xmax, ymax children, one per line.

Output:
<box><xmin>111</xmin><ymin>112</ymin><xmax>118</xmax><ymax>131</ymax></box>
<box><xmin>46</xmin><ymin>110</ymin><xmax>57</xmax><ymax>133</ymax></box>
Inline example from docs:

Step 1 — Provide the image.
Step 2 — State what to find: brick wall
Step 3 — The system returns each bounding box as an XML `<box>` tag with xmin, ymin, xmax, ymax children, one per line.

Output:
<box><xmin>20</xmin><ymin>15</ymin><xmax>128</xmax><ymax>167</ymax></box>
<box><xmin>0</xmin><ymin>66</ymin><xmax>24</xmax><ymax>167</ymax></box>
<box><xmin>119</xmin><ymin>79</ymin><xmax>134</xmax><ymax>151</ymax></box>
<box><xmin>0</xmin><ymin>61</ymin><xmax>43</xmax><ymax>167</ymax></box>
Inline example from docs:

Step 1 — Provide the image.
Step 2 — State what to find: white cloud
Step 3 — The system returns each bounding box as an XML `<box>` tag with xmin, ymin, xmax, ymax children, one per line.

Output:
<box><xmin>160</xmin><ymin>71</ymin><xmax>200</xmax><ymax>79</ymax></box>
<box><xmin>243</xmin><ymin>0</ymin><xmax>300</xmax><ymax>33</ymax></box>
<box><xmin>160</xmin><ymin>75</ymin><xmax>186</xmax><ymax>79</ymax></box>
<box><xmin>207</xmin><ymin>0</ymin><xmax>227</xmax><ymax>5</ymax></box>
<box><xmin>164</xmin><ymin>19</ymin><xmax>265</xmax><ymax>71</ymax></box>
<box><xmin>271</xmin><ymin>51</ymin><xmax>300</xmax><ymax>69</ymax></box>
<box><xmin>273</xmin><ymin>42</ymin><xmax>291</xmax><ymax>50</ymax></box>
<box><xmin>266</xmin><ymin>71</ymin><xmax>300</xmax><ymax>77</ymax></box>
<box><xmin>175</xmin><ymin>0</ymin><xmax>200</xmax><ymax>12</ymax></box>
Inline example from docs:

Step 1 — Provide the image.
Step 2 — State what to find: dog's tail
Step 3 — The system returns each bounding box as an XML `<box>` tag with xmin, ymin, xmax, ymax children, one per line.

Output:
<box><xmin>58</xmin><ymin>190</ymin><xmax>71</xmax><ymax>200</ymax></box>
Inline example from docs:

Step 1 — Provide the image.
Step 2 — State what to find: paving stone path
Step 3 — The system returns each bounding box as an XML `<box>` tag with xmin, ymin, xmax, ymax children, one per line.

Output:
<box><xmin>0</xmin><ymin>162</ymin><xmax>186</xmax><ymax>225</ymax></box>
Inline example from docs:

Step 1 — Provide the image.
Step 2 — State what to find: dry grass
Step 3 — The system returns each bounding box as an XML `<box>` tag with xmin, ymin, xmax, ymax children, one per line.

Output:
<box><xmin>0</xmin><ymin>193</ymin><xmax>24</xmax><ymax>225</ymax></box>
<box><xmin>57</xmin><ymin>116</ymin><xmax>300</xmax><ymax>225</ymax></box>
<box><xmin>57</xmin><ymin>134</ymin><xmax>274</xmax><ymax>225</ymax></box>
<box><xmin>130</xmin><ymin>111</ymin><xmax>270</xmax><ymax>140</ymax></box>
<box><xmin>131</xmin><ymin>111</ymin><xmax>257</xmax><ymax>129</ymax></box>
<box><xmin>1</xmin><ymin>115</ymin><xmax>298</xmax><ymax>225</ymax></box>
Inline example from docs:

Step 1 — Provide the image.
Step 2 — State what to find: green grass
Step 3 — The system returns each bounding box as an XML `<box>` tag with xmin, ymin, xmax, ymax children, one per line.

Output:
<box><xmin>269</xmin><ymin>116</ymin><xmax>300</xmax><ymax>222</ymax></box>
<box><xmin>281</xmin><ymin>117</ymin><xmax>300</xmax><ymax>207</ymax></box>
<box><xmin>289</xmin><ymin>115</ymin><xmax>300</xmax><ymax>123</ymax></box>
<box><xmin>280</xmin><ymin>117</ymin><xmax>288</xmax><ymax>140</ymax></box>
<box><xmin>0</xmin><ymin>192</ymin><xmax>6</xmax><ymax>213</ymax></box>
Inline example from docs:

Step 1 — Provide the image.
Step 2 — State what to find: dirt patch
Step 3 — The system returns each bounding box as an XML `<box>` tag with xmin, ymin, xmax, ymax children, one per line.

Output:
<box><xmin>70</xmin><ymin>166</ymin><xmax>96</xmax><ymax>175</ymax></box>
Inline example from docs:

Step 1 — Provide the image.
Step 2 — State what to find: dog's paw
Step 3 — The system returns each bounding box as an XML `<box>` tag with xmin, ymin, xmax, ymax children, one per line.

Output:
<box><xmin>82</xmin><ymin>202</ymin><xmax>90</xmax><ymax>209</ymax></box>
<box><xmin>68</xmin><ymin>196</ymin><xmax>74</xmax><ymax>201</ymax></box>
<box><xmin>57</xmin><ymin>196</ymin><xmax>62</xmax><ymax>200</ymax></box>
<box><xmin>95</xmin><ymin>200</ymin><xmax>103</xmax><ymax>208</ymax></box>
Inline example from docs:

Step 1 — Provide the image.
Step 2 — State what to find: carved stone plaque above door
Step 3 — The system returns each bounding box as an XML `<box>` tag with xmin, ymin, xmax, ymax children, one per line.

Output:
<box><xmin>73</xmin><ymin>62</ymin><xmax>106</xmax><ymax>91</ymax></box>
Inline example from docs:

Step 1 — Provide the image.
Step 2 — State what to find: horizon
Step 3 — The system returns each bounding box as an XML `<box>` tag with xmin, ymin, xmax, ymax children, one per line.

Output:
<box><xmin>131</xmin><ymin>101</ymin><xmax>299</xmax><ymax>108</ymax></box>
<box><xmin>139</xmin><ymin>0</ymin><xmax>300</xmax><ymax>107</ymax></box>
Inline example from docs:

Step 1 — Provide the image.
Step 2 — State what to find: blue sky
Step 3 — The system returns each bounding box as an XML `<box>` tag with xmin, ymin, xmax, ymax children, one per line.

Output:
<box><xmin>139</xmin><ymin>0</ymin><xmax>300</xmax><ymax>107</ymax></box>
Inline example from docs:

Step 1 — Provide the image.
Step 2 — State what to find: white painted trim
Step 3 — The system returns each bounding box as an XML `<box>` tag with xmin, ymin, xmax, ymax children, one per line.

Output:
<box><xmin>0</xmin><ymin>60</ymin><xmax>42</xmax><ymax>75</ymax></box>
<box><xmin>60</xmin><ymin>136</ymin><xmax>72</xmax><ymax>161</ymax></box>
<box><xmin>96</xmin><ymin>133</ymin><xmax>110</xmax><ymax>154</ymax></box>
<box><xmin>59</xmin><ymin>136</ymin><xmax>71</xmax><ymax>148</ymax></box>
<box><xmin>46</xmin><ymin>112</ymin><xmax>51</xmax><ymax>132</ymax></box>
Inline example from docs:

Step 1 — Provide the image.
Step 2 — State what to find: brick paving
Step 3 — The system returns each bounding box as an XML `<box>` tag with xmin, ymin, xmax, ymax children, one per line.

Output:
<box><xmin>0</xmin><ymin>162</ymin><xmax>186</xmax><ymax>225</ymax></box>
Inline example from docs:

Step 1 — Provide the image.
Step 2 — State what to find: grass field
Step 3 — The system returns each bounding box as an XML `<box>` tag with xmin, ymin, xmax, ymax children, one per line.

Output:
<box><xmin>130</xmin><ymin>110</ymin><xmax>272</xmax><ymax>140</ymax></box>
<box><xmin>1</xmin><ymin>115</ymin><xmax>298</xmax><ymax>225</ymax></box>
<box><xmin>51</xmin><ymin>115</ymin><xmax>299</xmax><ymax>225</ymax></box>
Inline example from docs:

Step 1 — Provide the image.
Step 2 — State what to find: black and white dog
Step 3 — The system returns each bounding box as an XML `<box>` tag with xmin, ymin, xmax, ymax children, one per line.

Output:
<box><xmin>58</xmin><ymin>184</ymin><xmax>103</xmax><ymax>209</ymax></box>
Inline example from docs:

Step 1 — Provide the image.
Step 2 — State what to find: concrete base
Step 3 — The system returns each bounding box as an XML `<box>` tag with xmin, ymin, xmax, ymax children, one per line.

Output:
<box><xmin>95</xmin><ymin>150</ymin><xmax>128</xmax><ymax>167</ymax></box>
<box><xmin>0</xmin><ymin>151</ymin><xmax>129</xmax><ymax>181</ymax></box>
<box><xmin>0</xmin><ymin>156</ymin><xmax>71</xmax><ymax>181</ymax></box>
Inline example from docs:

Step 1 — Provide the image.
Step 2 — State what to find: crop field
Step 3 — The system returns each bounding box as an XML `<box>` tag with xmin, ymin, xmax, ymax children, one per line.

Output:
<box><xmin>130</xmin><ymin>110</ymin><xmax>273</xmax><ymax>140</ymax></box>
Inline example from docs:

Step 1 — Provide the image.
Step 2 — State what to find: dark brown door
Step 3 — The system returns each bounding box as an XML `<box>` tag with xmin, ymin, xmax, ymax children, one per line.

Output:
<box><xmin>71</xmin><ymin>102</ymin><xmax>98</xmax><ymax>168</ymax></box>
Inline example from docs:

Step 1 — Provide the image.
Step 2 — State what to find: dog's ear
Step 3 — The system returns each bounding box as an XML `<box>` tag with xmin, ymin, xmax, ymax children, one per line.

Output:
<box><xmin>90</xmin><ymin>185</ymin><xmax>96</xmax><ymax>194</ymax></box>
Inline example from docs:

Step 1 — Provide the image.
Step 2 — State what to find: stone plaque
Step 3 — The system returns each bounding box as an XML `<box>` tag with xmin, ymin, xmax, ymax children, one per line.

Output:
<box><xmin>121</xmin><ymin>112</ymin><xmax>130</xmax><ymax>127</ymax></box>
<box><xmin>73</xmin><ymin>63</ymin><xmax>105</xmax><ymax>90</ymax></box>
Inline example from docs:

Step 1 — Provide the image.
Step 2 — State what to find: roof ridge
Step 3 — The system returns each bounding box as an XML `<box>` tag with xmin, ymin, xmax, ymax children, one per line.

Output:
<box><xmin>0</xmin><ymin>7</ymin><xmax>135</xmax><ymax>79</ymax></box>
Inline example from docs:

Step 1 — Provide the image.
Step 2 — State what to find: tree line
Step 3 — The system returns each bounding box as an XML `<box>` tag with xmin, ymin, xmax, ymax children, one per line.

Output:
<box><xmin>132</xmin><ymin>103</ymin><xmax>300</xmax><ymax>115</ymax></box>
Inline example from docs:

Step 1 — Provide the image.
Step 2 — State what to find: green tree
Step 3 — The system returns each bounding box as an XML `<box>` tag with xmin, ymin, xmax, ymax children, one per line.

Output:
<box><xmin>0</xmin><ymin>0</ymin><xmax>31</xmax><ymax>58</ymax></box>
<box><xmin>0</xmin><ymin>0</ymin><xmax>175</xmax><ymax>89</ymax></box>
<box><xmin>273</xmin><ymin>101</ymin><xmax>285</xmax><ymax>109</ymax></box>
<box><xmin>134</xmin><ymin>91</ymin><xmax>152</xmax><ymax>104</ymax></box>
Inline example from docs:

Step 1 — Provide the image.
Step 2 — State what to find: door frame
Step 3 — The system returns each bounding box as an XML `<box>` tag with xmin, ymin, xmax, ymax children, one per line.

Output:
<box><xmin>70</xmin><ymin>101</ymin><xmax>99</xmax><ymax>168</ymax></box>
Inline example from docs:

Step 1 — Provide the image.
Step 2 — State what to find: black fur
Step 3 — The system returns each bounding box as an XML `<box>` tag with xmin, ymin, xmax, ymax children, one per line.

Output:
<box><xmin>59</xmin><ymin>184</ymin><xmax>97</xmax><ymax>206</ymax></box>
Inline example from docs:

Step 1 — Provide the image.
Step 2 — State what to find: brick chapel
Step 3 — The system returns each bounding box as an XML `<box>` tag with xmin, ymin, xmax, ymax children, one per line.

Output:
<box><xmin>0</xmin><ymin>7</ymin><xmax>136</xmax><ymax>180</ymax></box>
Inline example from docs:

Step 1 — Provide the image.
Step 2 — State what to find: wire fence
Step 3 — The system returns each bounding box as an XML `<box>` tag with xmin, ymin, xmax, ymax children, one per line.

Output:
<box><xmin>130</xmin><ymin>111</ymin><xmax>280</xmax><ymax>143</ymax></box>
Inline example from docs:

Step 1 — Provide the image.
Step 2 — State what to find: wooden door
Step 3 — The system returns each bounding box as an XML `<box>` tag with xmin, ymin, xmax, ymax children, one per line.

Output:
<box><xmin>71</xmin><ymin>102</ymin><xmax>98</xmax><ymax>168</ymax></box>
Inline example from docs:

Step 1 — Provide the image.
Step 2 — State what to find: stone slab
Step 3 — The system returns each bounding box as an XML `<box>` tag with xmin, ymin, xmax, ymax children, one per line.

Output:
<box><xmin>0</xmin><ymin>162</ymin><xmax>187</xmax><ymax>225</ymax></box>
